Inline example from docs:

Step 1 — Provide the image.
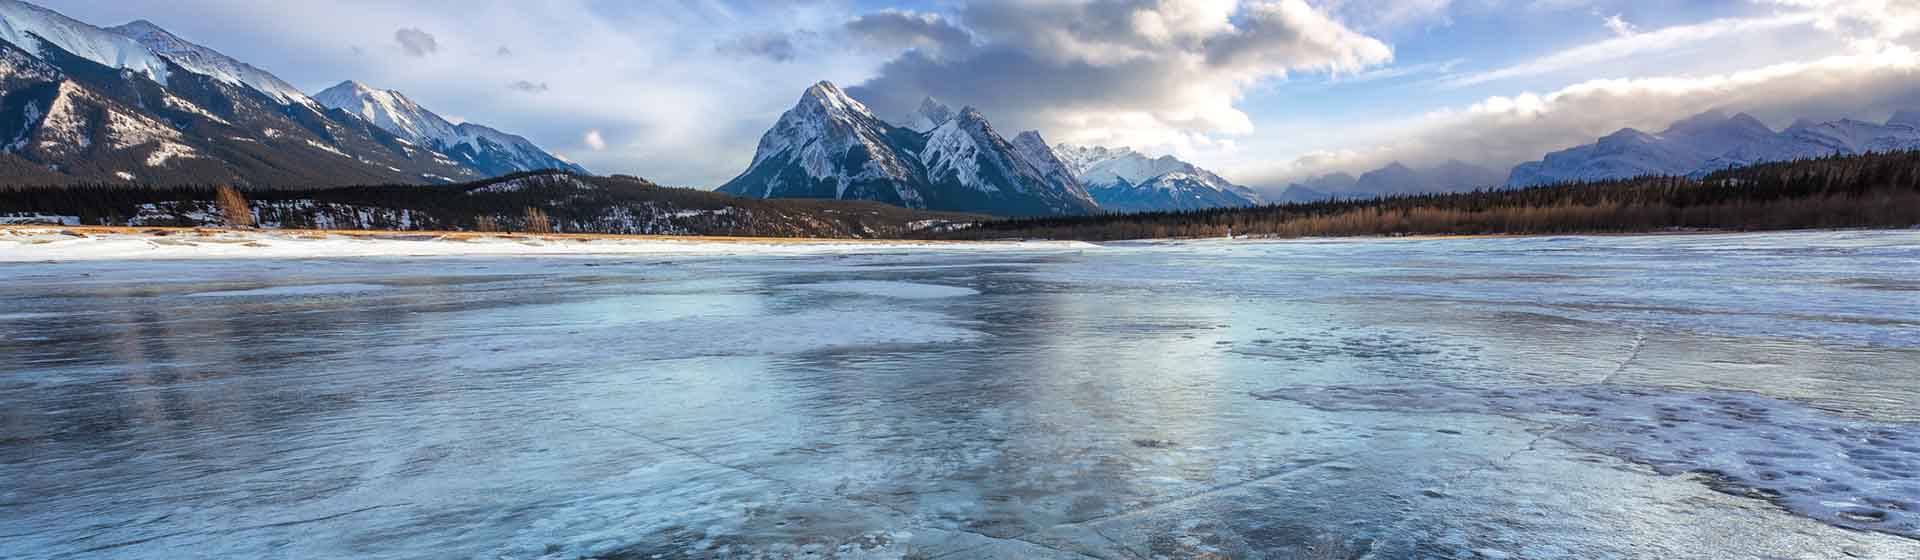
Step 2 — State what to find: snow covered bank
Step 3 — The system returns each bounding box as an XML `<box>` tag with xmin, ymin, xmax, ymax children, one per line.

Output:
<box><xmin>0</xmin><ymin>227</ymin><xmax>1098</xmax><ymax>262</ymax></box>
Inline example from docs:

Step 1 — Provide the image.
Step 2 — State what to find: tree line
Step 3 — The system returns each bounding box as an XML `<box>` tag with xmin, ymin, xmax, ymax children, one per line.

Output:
<box><xmin>0</xmin><ymin>171</ymin><xmax>983</xmax><ymax>238</ymax></box>
<box><xmin>916</xmin><ymin>150</ymin><xmax>1920</xmax><ymax>241</ymax></box>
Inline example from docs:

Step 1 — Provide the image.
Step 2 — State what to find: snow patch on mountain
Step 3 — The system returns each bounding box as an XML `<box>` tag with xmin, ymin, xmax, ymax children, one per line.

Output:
<box><xmin>108</xmin><ymin>19</ymin><xmax>313</xmax><ymax>107</ymax></box>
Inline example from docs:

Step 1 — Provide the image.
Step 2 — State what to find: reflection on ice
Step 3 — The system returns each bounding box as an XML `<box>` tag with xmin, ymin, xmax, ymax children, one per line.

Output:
<box><xmin>0</xmin><ymin>230</ymin><xmax>1917</xmax><ymax>559</ymax></box>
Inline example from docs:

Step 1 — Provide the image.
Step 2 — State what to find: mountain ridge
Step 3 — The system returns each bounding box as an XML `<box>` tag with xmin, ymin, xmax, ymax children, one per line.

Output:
<box><xmin>718</xmin><ymin>83</ymin><xmax>1098</xmax><ymax>217</ymax></box>
<box><xmin>0</xmin><ymin>0</ymin><xmax>577</xmax><ymax>187</ymax></box>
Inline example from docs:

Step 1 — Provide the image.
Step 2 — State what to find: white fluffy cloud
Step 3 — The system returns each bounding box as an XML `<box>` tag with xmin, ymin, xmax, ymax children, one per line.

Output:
<box><xmin>849</xmin><ymin>0</ymin><xmax>1392</xmax><ymax>158</ymax></box>
<box><xmin>1237</xmin><ymin>46</ymin><xmax>1920</xmax><ymax>186</ymax></box>
<box><xmin>1760</xmin><ymin>0</ymin><xmax>1920</xmax><ymax>49</ymax></box>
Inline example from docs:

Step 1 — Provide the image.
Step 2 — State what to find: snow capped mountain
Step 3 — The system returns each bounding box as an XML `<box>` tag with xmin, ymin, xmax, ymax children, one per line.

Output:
<box><xmin>314</xmin><ymin>81</ymin><xmax>462</xmax><ymax>148</ymax></box>
<box><xmin>901</xmin><ymin>97</ymin><xmax>955</xmax><ymax>133</ymax></box>
<box><xmin>0</xmin><ymin>0</ymin><xmax>558</xmax><ymax>186</ymax></box>
<box><xmin>1011</xmin><ymin>130</ymin><xmax>1089</xmax><ymax>202</ymax></box>
<box><xmin>720</xmin><ymin>81</ymin><xmax>927</xmax><ymax>204</ymax></box>
<box><xmin>1506</xmin><ymin>110</ymin><xmax>1920</xmax><ymax>187</ymax></box>
<box><xmin>1052</xmin><ymin>144</ymin><xmax>1261</xmax><ymax>212</ymax></box>
<box><xmin>920</xmin><ymin>108</ymin><xmax>1098</xmax><ymax>214</ymax></box>
<box><xmin>1508</xmin><ymin>111</ymin><xmax>1779</xmax><ymax>187</ymax></box>
<box><xmin>0</xmin><ymin>0</ymin><xmax>170</xmax><ymax>83</ymax></box>
<box><xmin>720</xmin><ymin>81</ymin><xmax>1097</xmax><ymax>217</ymax></box>
<box><xmin>313</xmin><ymin>80</ymin><xmax>585</xmax><ymax>176</ymax></box>
<box><xmin>107</xmin><ymin>19</ymin><xmax>312</xmax><ymax>107</ymax></box>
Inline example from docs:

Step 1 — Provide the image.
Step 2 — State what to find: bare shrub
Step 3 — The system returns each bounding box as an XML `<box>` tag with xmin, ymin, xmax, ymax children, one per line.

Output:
<box><xmin>214</xmin><ymin>185</ymin><xmax>254</xmax><ymax>227</ymax></box>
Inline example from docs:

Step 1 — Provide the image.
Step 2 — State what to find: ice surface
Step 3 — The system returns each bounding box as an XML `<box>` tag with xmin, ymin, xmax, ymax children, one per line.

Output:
<box><xmin>794</xmin><ymin>280</ymin><xmax>980</xmax><ymax>299</ymax></box>
<box><xmin>0</xmin><ymin>229</ymin><xmax>1916</xmax><ymax>559</ymax></box>
<box><xmin>184</xmin><ymin>283</ymin><xmax>390</xmax><ymax>298</ymax></box>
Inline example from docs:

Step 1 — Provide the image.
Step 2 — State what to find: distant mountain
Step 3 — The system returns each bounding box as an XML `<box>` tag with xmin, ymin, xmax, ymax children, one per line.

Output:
<box><xmin>313</xmin><ymin>80</ymin><xmax>585</xmax><ymax>177</ymax></box>
<box><xmin>0</xmin><ymin>0</ymin><xmax>573</xmax><ymax>187</ymax></box>
<box><xmin>1052</xmin><ymin>144</ymin><xmax>1262</xmax><ymax>212</ymax></box>
<box><xmin>1280</xmin><ymin>160</ymin><xmax>1500</xmax><ymax>202</ymax></box>
<box><xmin>717</xmin><ymin>83</ymin><xmax>1097</xmax><ymax>217</ymax></box>
<box><xmin>1352</xmin><ymin>160</ymin><xmax>1502</xmax><ymax>197</ymax></box>
<box><xmin>1506</xmin><ymin>109</ymin><xmax>1920</xmax><ymax>187</ymax></box>
<box><xmin>900</xmin><ymin>97</ymin><xmax>954</xmax><ymax>134</ymax></box>
<box><xmin>1276</xmin><ymin>172</ymin><xmax>1355</xmax><ymax>203</ymax></box>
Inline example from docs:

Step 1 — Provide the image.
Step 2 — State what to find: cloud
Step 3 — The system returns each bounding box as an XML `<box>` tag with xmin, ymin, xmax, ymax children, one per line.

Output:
<box><xmin>848</xmin><ymin>0</ymin><xmax>1391</xmax><ymax>157</ymax></box>
<box><xmin>844</xmin><ymin>10</ymin><xmax>974</xmax><ymax>58</ymax></box>
<box><xmin>1443</xmin><ymin>14</ymin><xmax>1814</xmax><ymax>88</ymax></box>
<box><xmin>583</xmin><ymin>129</ymin><xmax>607</xmax><ymax>151</ymax></box>
<box><xmin>715</xmin><ymin>31</ymin><xmax>801</xmax><ymax>62</ymax></box>
<box><xmin>1760</xmin><ymin>0</ymin><xmax>1920</xmax><ymax>49</ymax></box>
<box><xmin>394</xmin><ymin>27</ymin><xmax>438</xmax><ymax>57</ymax></box>
<box><xmin>507</xmin><ymin>80</ymin><xmax>549</xmax><ymax>93</ymax></box>
<box><xmin>1602</xmin><ymin>13</ymin><xmax>1636</xmax><ymax>37</ymax></box>
<box><xmin>1239</xmin><ymin>46</ymin><xmax>1920</xmax><ymax>187</ymax></box>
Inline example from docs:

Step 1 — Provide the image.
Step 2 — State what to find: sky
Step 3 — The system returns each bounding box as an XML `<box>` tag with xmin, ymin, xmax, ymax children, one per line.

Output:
<box><xmin>36</xmin><ymin>0</ymin><xmax>1920</xmax><ymax>193</ymax></box>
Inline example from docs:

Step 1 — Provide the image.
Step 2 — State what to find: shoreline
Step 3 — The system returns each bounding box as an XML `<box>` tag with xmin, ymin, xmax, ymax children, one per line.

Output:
<box><xmin>5</xmin><ymin>225</ymin><xmax>1912</xmax><ymax>263</ymax></box>
<box><xmin>0</xmin><ymin>225</ymin><xmax>1098</xmax><ymax>262</ymax></box>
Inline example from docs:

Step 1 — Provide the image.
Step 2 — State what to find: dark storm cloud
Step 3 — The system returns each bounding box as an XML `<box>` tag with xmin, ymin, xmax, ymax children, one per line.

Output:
<box><xmin>844</xmin><ymin>10</ymin><xmax>974</xmax><ymax>58</ymax></box>
<box><xmin>715</xmin><ymin>32</ymin><xmax>802</xmax><ymax>63</ymax></box>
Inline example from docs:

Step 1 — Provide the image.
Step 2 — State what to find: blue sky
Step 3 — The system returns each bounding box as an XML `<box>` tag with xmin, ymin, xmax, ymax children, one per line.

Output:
<box><xmin>37</xmin><ymin>1</ymin><xmax>1920</xmax><ymax>191</ymax></box>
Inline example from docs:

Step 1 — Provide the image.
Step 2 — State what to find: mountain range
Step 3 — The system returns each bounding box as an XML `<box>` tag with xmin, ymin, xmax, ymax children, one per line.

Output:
<box><xmin>1508</xmin><ymin>109</ymin><xmax>1920</xmax><ymax>187</ymax></box>
<box><xmin>1278</xmin><ymin>109</ymin><xmax>1920</xmax><ymax>200</ymax></box>
<box><xmin>720</xmin><ymin>84</ymin><xmax>1260</xmax><ymax>216</ymax></box>
<box><xmin>1054</xmin><ymin>144</ymin><xmax>1262</xmax><ymax>212</ymax></box>
<box><xmin>1279</xmin><ymin>160</ymin><xmax>1503</xmax><ymax>203</ymax></box>
<box><xmin>0</xmin><ymin>0</ymin><xmax>576</xmax><ymax>187</ymax></box>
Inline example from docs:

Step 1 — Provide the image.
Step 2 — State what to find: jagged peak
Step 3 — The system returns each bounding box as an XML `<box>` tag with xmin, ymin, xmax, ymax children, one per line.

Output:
<box><xmin>917</xmin><ymin>96</ymin><xmax>953</xmax><ymax>116</ymax></box>
<box><xmin>795</xmin><ymin>80</ymin><xmax>876</xmax><ymax>118</ymax></box>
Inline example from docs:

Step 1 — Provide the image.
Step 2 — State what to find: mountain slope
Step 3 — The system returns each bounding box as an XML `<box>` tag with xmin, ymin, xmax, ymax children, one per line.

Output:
<box><xmin>719</xmin><ymin>81</ymin><xmax>1097</xmax><ymax>217</ymax></box>
<box><xmin>107</xmin><ymin>19</ymin><xmax>312</xmax><ymax>107</ymax></box>
<box><xmin>1052</xmin><ymin>144</ymin><xmax>1261</xmax><ymax>212</ymax></box>
<box><xmin>311</xmin><ymin>80</ymin><xmax>585</xmax><ymax>177</ymax></box>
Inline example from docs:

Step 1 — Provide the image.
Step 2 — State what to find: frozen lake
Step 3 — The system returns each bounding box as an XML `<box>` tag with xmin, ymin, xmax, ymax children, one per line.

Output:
<box><xmin>2</xmin><ymin>230</ymin><xmax>1917</xmax><ymax>559</ymax></box>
